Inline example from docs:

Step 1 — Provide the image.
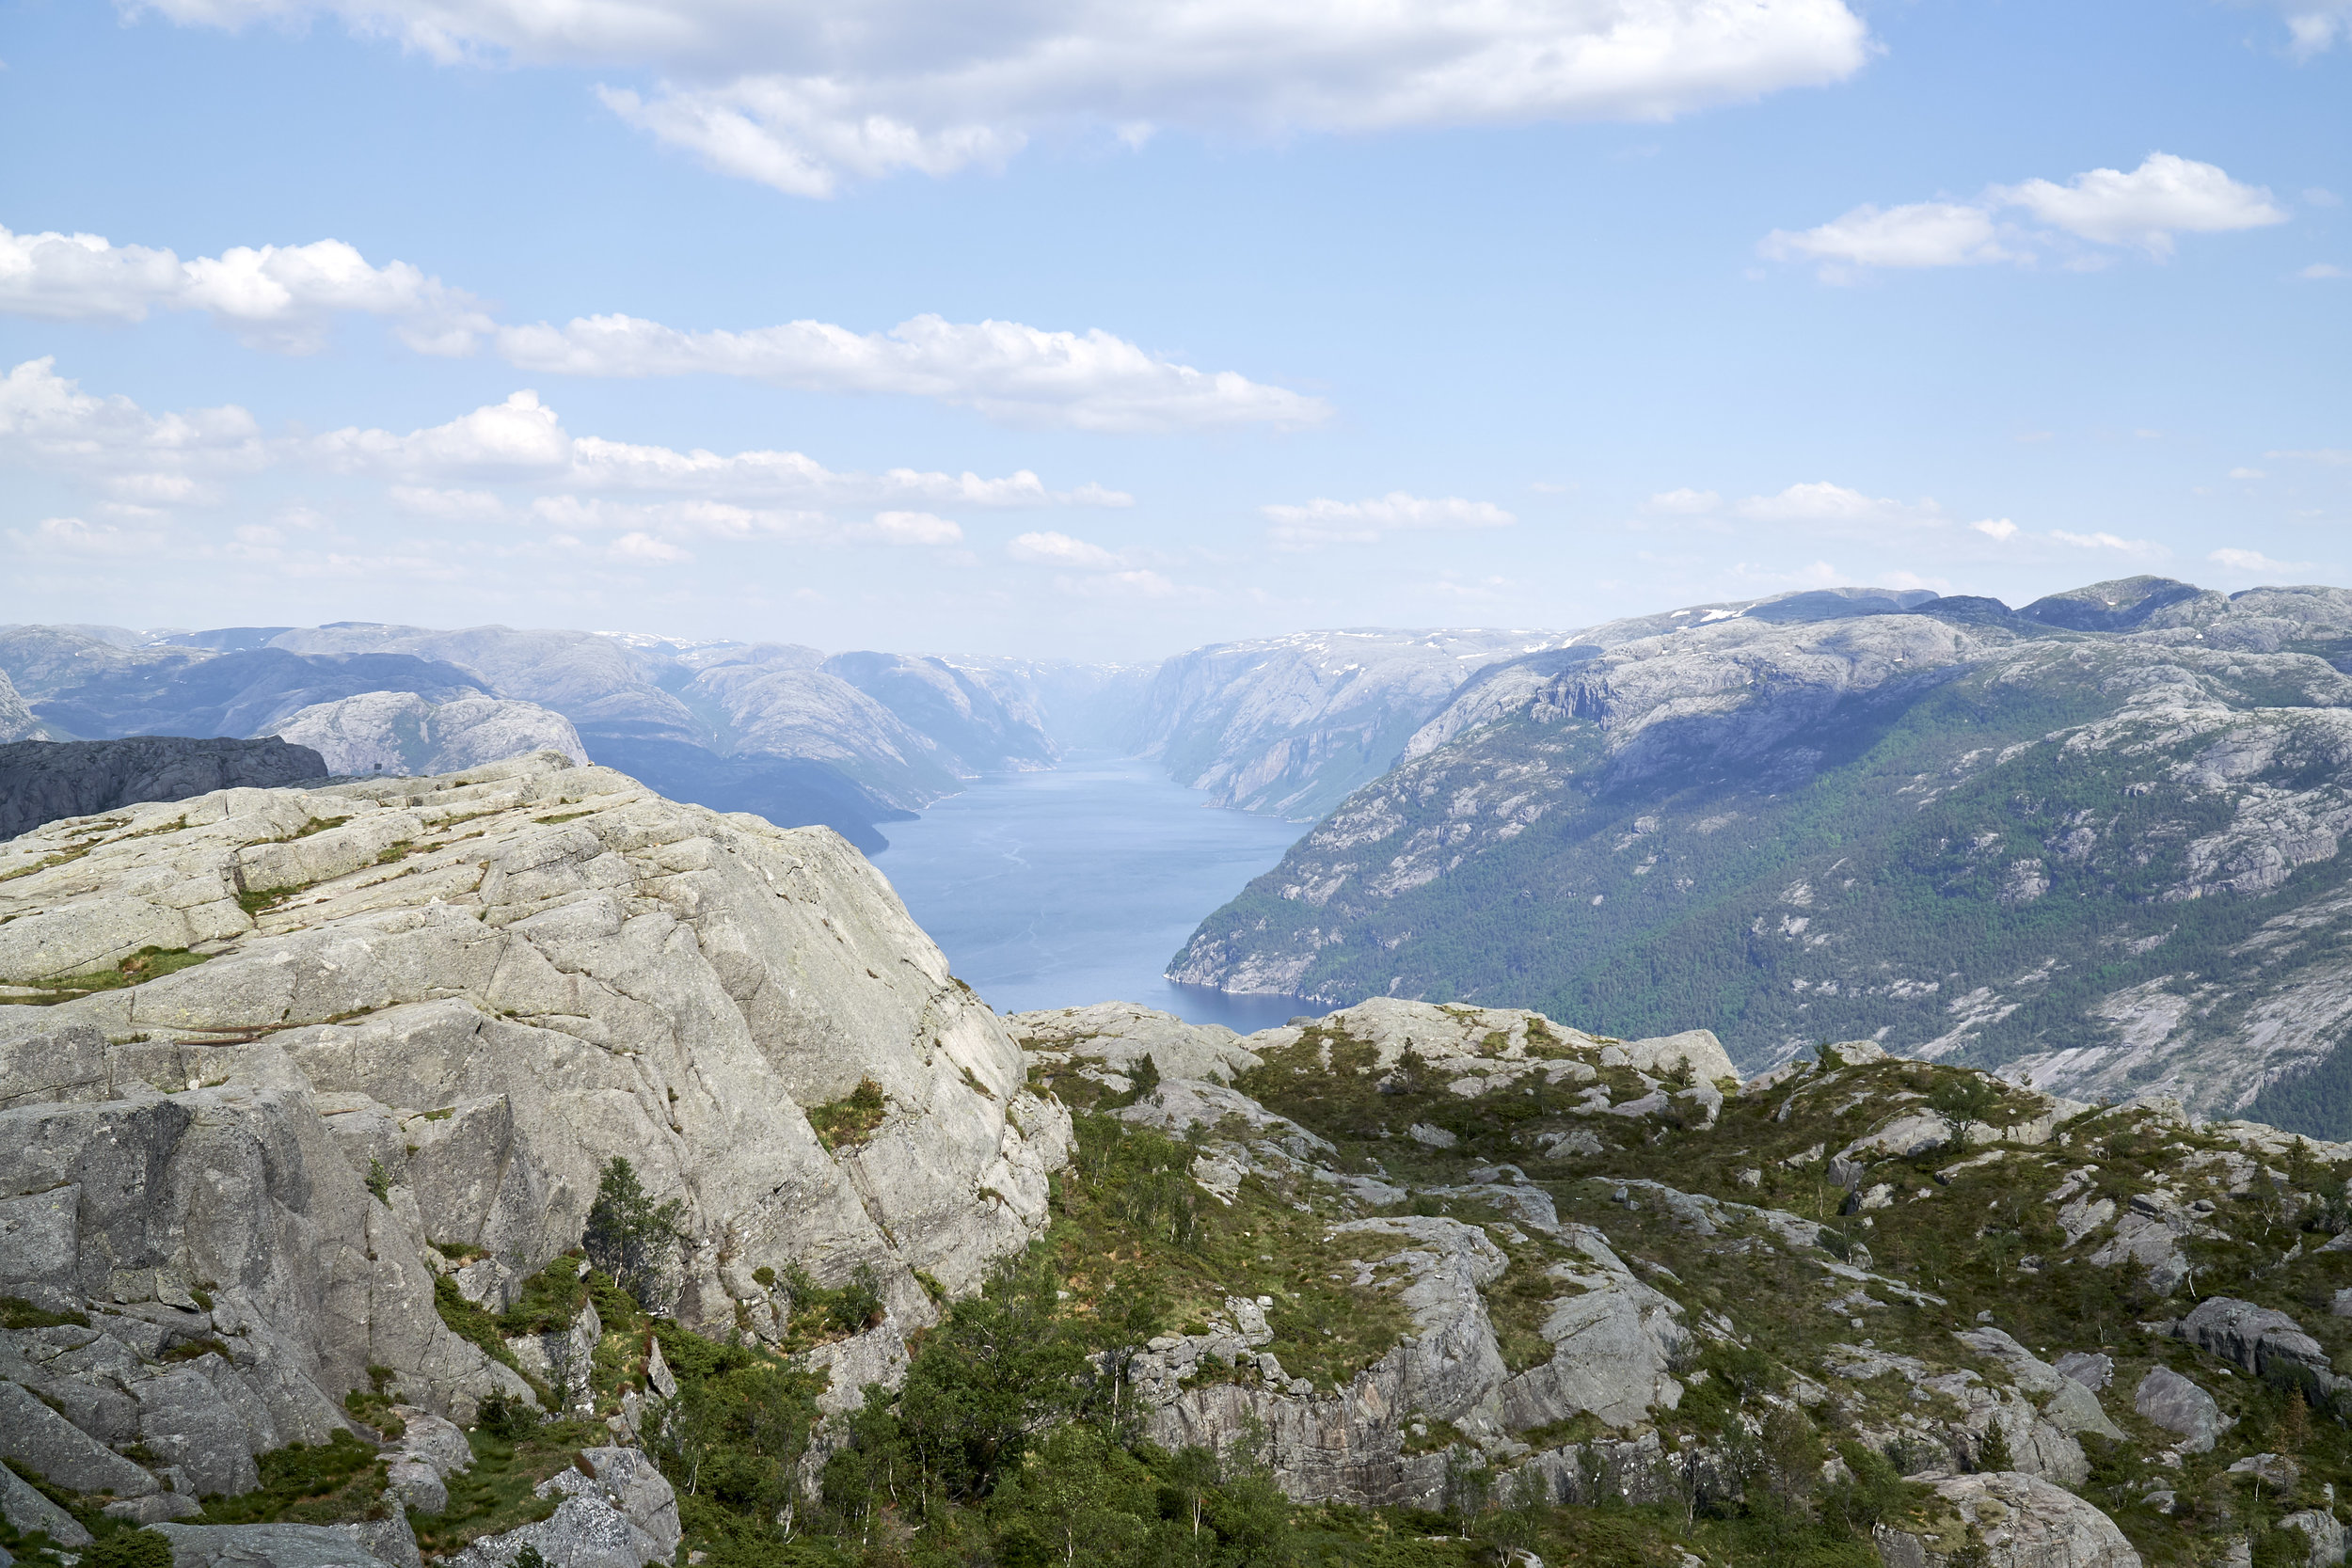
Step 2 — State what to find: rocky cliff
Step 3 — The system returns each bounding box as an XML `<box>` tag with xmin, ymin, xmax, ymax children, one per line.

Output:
<box><xmin>264</xmin><ymin>693</ymin><xmax>589</xmax><ymax>779</ymax></box>
<box><xmin>0</xmin><ymin>737</ymin><xmax>329</xmax><ymax>841</ymax></box>
<box><xmin>0</xmin><ymin>752</ymin><xmax>1065</xmax><ymax>1554</ymax></box>
<box><xmin>1131</xmin><ymin>628</ymin><xmax>1577</xmax><ymax>821</ymax></box>
<box><xmin>1171</xmin><ymin>578</ymin><xmax>2352</xmax><ymax>1135</ymax></box>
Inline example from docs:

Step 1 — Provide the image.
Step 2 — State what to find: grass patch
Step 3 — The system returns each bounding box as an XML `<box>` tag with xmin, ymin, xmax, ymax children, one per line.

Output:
<box><xmin>1</xmin><ymin>1297</ymin><xmax>89</xmax><ymax>1330</ymax></box>
<box><xmin>0</xmin><ymin>947</ymin><xmax>210</xmax><ymax>1006</ymax></box>
<box><xmin>408</xmin><ymin>1419</ymin><xmax>607</xmax><ymax>1558</ymax></box>
<box><xmin>292</xmin><ymin>816</ymin><xmax>352</xmax><ymax>838</ymax></box>
<box><xmin>532</xmin><ymin>811</ymin><xmax>594</xmax><ymax>825</ymax></box>
<box><xmin>375</xmin><ymin>841</ymin><xmax>413</xmax><ymax>864</ymax></box>
<box><xmin>433</xmin><ymin>1275</ymin><xmax>546</xmax><ymax>1402</ymax></box>
<box><xmin>805</xmin><ymin>1079</ymin><xmax>887</xmax><ymax>1152</ymax></box>
<box><xmin>192</xmin><ymin>1432</ymin><xmax>383</xmax><ymax>1526</ymax></box>
<box><xmin>499</xmin><ymin>1254</ymin><xmax>588</xmax><ymax>1337</ymax></box>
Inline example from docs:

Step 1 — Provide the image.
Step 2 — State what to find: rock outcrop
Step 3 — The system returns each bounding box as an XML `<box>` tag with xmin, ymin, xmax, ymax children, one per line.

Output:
<box><xmin>1873</xmin><ymin>1470</ymin><xmax>2143</xmax><ymax>1568</ymax></box>
<box><xmin>0</xmin><ymin>737</ymin><xmax>328</xmax><ymax>841</ymax></box>
<box><xmin>0</xmin><ymin>751</ymin><xmax>1067</xmax><ymax>1507</ymax></box>
<box><xmin>1168</xmin><ymin>578</ymin><xmax>2352</xmax><ymax>1129</ymax></box>
<box><xmin>264</xmin><ymin>693</ymin><xmax>587</xmax><ymax>778</ymax></box>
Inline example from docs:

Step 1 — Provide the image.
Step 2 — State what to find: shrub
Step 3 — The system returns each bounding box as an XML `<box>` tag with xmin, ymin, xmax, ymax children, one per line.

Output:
<box><xmin>582</xmin><ymin>1157</ymin><xmax>685</xmax><ymax>1314</ymax></box>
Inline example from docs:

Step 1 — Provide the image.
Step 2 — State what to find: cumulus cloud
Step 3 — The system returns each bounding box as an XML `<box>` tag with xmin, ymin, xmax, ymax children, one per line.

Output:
<box><xmin>1991</xmin><ymin>153</ymin><xmax>2289</xmax><ymax>255</ymax></box>
<box><xmin>1972</xmin><ymin>518</ymin><xmax>2018</xmax><ymax>541</ymax></box>
<box><xmin>1008</xmin><ymin>530</ymin><xmax>1125</xmax><ymax>568</ymax></box>
<box><xmin>1</xmin><ymin>359</ymin><xmax>1127</xmax><ymax>546</ymax></box>
<box><xmin>2302</xmin><ymin>262</ymin><xmax>2347</xmax><ymax>279</ymax></box>
<box><xmin>0</xmin><ymin>225</ymin><xmax>490</xmax><ymax>354</ymax></box>
<box><xmin>2211</xmin><ymin>546</ymin><xmax>2312</xmax><ymax>574</ymax></box>
<box><xmin>2052</xmin><ymin>529</ymin><xmax>2165</xmax><ymax>556</ymax></box>
<box><xmin>496</xmin><ymin>311</ymin><xmax>1324</xmax><ymax>433</ymax></box>
<box><xmin>1763</xmin><ymin>153</ymin><xmax>2287</xmax><ymax>278</ymax></box>
<box><xmin>138</xmin><ymin>0</ymin><xmax>1871</xmax><ymax>197</ymax></box>
<box><xmin>1263</xmin><ymin>490</ymin><xmax>1515</xmax><ymax>548</ymax></box>
<box><xmin>1733</xmin><ymin>482</ymin><xmax>1940</xmax><ymax>529</ymax></box>
<box><xmin>4</xmin><ymin>224</ymin><xmax>1313</xmax><ymax>432</ymax></box>
<box><xmin>1645</xmin><ymin>487</ymin><xmax>1722</xmax><ymax>515</ymax></box>
<box><xmin>1758</xmin><ymin>202</ymin><xmax>2015</xmax><ymax>275</ymax></box>
<box><xmin>2262</xmin><ymin>0</ymin><xmax>2352</xmax><ymax>56</ymax></box>
<box><xmin>0</xmin><ymin>356</ymin><xmax>269</xmax><ymax>505</ymax></box>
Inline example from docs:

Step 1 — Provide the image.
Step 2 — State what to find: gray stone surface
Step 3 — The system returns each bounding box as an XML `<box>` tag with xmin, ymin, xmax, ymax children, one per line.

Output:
<box><xmin>1872</xmin><ymin>1470</ymin><xmax>2140</xmax><ymax>1567</ymax></box>
<box><xmin>154</xmin><ymin>1521</ymin><xmax>403</xmax><ymax>1568</ymax></box>
<box><xmin>2161</xmin><ymin>1296</ymin><xmax>2344</xmax><ymax>1392</ymax></box>
<box><xmin>0</xmin><ymin>1377</ymin><xmax>160</xmax><ymax>1495</ymax></box>
<box><xmin>2135</xmin><ymin>1367</ymin><xmax>2232</xmax><ymax>1453</ymax></box>
<box><xmin>0</xmin><ymin>1457</ymin><xmax>91</xmax><ymax>1545</ymax></box>
<box><xmin>2281</xmin><ymin>1508</ymin><xmax>2347</xmax><ymax>1566</ymax></box>
<box><xmin>266</xmin><ymin>693</ymin><xmax>587</xmax><ymax>778</ymax></box>
<box><xmin>0</xmin><ymin>738</ymin><xmax>327</xmax><ymax>842</ymax></box>
<box><xmin>0</xmin><ymin>752</ymin><xmax>1069</xmax><ymax>1497</ymax></box>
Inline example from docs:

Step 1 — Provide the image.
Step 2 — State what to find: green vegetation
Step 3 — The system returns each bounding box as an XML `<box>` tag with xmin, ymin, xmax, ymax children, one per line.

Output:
<box><xmin>193</xmin><ymin>1431</ymin><xmax>384</xmax><ymax>1525</ymax></box>
<box><xmin>409</xmin><ymin>1419</ymin><xmax>611</xmax><ymax>1558</ymax></box>
<box><xmin>583</xmin><ymin>1156</ymin><xmax>686</xmax><ymax>1313</ymax></box>
<box><xmin>78</xmin><ymin>1530</ymin><xmax>173</xmax><ymax>1568</ymax></box>
<box><xmin>806</xmin><ymin>1079</ymin><xmax>888</xmax><ymax>1152</ymax></box>
<box><xmin>1</xmin><ymin>945</ymin><xmax>210</xmax><ymax>1006</ymax></box>
<box><xmin>1175</xmin><ymin>641</ymin><xmax>2352</xmax><ymax>1136</ymax></box>
<box><xmin>2</xmin><ymin>1296</ymin><xmax>89</xmax><ymax>1330</ymax></box>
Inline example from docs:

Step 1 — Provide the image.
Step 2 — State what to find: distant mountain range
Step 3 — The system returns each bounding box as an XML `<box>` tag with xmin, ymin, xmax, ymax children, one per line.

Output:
<box><xmin>1169</xmin><ymin>576</ymin><xmax>2352</xmax><ymax>1136</ymax></box>
<box><xmin>0</xmin><ymin>619</ymin><xmax>1564</xmax><ymax>850</ymax></box>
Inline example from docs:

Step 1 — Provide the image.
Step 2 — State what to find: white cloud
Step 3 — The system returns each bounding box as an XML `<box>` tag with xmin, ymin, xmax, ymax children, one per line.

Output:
<box><xmin>1056</xmin><ymin>569</ymin><xmax>1185</xmax><ymax>599</ymax></box>
<box><xmin>1992</xmin><ymin>153</ymin><xmax>2288</xmax><ymax>256</ymax></box>
<box><xmin>1009</xmin><ymin>530</ymin><xmax>1124</xmax><ymax>569</ymax></box>
<box><xmin>2229</xmin><ymin>467</ymin><xmax>2268</xmax><ymax>480</ymax></box>
<box><xmin>2</xmin><ymin>359</ymin><xmax>1130</xmax><ymax>531</ymax></box>
<box><xmin>1763</xmin><ymin>152</ymin><xmax>2288</xmax><ymax>277</ymax></box>
<box><xmin>2211</xmin><ymin>546</ymin><xmax>2312</xmax><ymax>574</ymax></box>
<box><xmin>0</xmin><ymin>225</ymin><xmax>489</xmax><ymax>354</ymax></box>
<box><xmin>611</xmin><ymin>531</ymin><xmax>692</xmax><ymax>563</ymax></box>
<box><xmin>1734</xmin><ymin>482</ymin><xmax>1939</xmax><ymax>529</ymax></box>
<box><xmin>496</xmin><ymin>311</ymin><xmax>1324</xmax><ymax>433</ymax></box>
<box><xmin>2302</xmin><ymin>262</ymin><xmax>2347</xmax><ymax>279</ymax></box>
<box><xmin>0</xmin><ymin>356</ymin><xmax>268</xmax><ymax>504</ymax></box>
<box><xmin>857</xmin><ymin>511</ymin><xmax>963</xmax><ymax>546</ymax></box>
<box><xmin>1759</xmin><ymin>202</ymin><xmax>2015</xmax><ymax>276</ymax></box>
<box><xmin>142</xmin><ymin>0</ymin><xmax>1871</xmax><ymax>197</ymax></box>
<box><xmin>2309</xmin><ymin>187</ymin><xmax>2345</xmax><ymax>207</ymax></box>
<box><xmin>2264</xmin><ymin>1</ymin><xmax>2352</xmax><ymax>56</ymax></box>
<box><xmin>5</xmin><ymin>515</ymin><xmax>165</xmax><ymax>556</ymax></box>
<box><xmin>2268</xmin><ymin>448</ymin><xmax>2352</xmax><ymax>466</ymax></box>
<box><xmin>1263</xmin><ymin>490</ymin><xmax>1515</xmax><ymax>548</ymax></box>
<box><xmin>1972</xmin><ymin>518</ymin><xmax>2018</xmax><ymax>541</ymax></box>
<box><xmin>1645</xmin><ymin>487</ymin><xmax>1721</xmax><ymax>515</ymax></box>
<box><xmin>389</xmin><ymin>484</ymin><xmax>508</xmax><ymax>518</ymax></box>
<box><xmin>2052</xmin><ymin>529</ymin><xmax>2165</xmax><ymax>556</ymax></box>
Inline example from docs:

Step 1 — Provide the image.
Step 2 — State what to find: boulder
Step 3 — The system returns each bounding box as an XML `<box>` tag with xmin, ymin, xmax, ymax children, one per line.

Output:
<box><xmin>1872</xmin><ymin>1470</ymin><xmax>2140</xmax><ymax>1568</ymax></box>
<box><xmin>0</xmin><ymin>1460</ymin><xmax>91</xmax><ymax>1546</ymax></box>
<box><xmin>0</xmin><ymin>737</ymin><xmax>327</xmax><ymax>842</ymax></box>
<box><xmin>1005</xmin><ymin>1002</ymin><xmax>1263</xmax><ymax>1085</ymax></box>
<box><xmin>2053</xmin><ymin>1352</ymin><xmax>2113</xmax><ymax>1392</ymax></box>
<box><xmin>2161</xmin><ymin>1297</ymin><xmax>2343</xmax><ymax>1393</ymax></box>
<box><xmin>2134</xmin><ymin>1368</ymin><xmax>2232</xmax><ymax>1453</ymax></box>
<box><xmin>2281</xmin><ymin>1508</ymin><xmax>2347</xmax><ymax>1566</ymax></box>
<box><xmin>0</xmin><ymin>1378</ymin><xmax>160</xmax><ymax>1495</ymax></box>
<box><xmin>154</xmin><ymin>1522</ymin><xmax>403</xmax><ymax>1568</ymax></box>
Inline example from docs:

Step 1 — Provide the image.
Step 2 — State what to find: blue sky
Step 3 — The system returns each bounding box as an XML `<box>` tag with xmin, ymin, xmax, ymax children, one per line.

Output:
<box><xmin>2</xmin><ymin>0</ymin><xmax>2345</xmax><ymax>658</ymax></box>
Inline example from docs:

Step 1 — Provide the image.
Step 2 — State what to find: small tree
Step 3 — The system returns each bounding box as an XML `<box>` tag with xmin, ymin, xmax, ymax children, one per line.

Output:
<box><xmin>1977</xmin><ymin>1417</ymin><xmax>2014</xmax><ymax>1474</ymax></box>
<box><xmin>583</xmin><ymin>1156</ymin><xmax>686</xmax><ymax>1314</ymax></box>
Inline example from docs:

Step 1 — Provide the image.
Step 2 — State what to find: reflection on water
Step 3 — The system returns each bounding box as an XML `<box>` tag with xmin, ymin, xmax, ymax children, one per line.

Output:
<box><xmin>870</xmin><ymin>752</ymin><xmax>1334</xmax><ymax>1032</ymax></box>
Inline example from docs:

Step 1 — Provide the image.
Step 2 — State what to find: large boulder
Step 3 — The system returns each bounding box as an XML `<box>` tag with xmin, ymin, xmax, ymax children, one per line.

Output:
<box><xmin>1873</xmin><ymin>1470</ymin><xmax>2141</xmax><ymax>1567</ymax></box>
<box><xmin>2160</xmin><ymin>1297</ymin><xmax>2344</xmax><ymax>1394</ymax></box>
<box><xmin>2135</xmin><ymin>1368</ymin><xmax>2233</xmax><ymax>1453</ymax></box>
<box><xmin>0</xmin><ymin>752</ymin><xmax>1071</xmax><ymax>1499</ymax></box>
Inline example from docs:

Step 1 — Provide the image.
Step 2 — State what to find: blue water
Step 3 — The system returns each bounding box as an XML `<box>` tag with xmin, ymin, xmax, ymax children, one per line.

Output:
<box><xmin>869</xmin><ymin>752</ymin><xmax>1333</xmax><ymax>1031</ymax></box>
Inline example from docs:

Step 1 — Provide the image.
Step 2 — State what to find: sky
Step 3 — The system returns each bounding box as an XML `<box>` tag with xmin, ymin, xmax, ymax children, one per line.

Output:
<box><xmin>2</xmin><ymin>0</ymin><xmax>2347</xmax><ymax>661</ymax></box>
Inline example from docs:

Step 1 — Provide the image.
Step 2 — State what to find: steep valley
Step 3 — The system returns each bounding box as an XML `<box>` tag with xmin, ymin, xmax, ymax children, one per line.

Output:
<box><xmin>4</xmin><ymin>757</ymin><xmax>2352</xmax><ymax>1568</ymax></box>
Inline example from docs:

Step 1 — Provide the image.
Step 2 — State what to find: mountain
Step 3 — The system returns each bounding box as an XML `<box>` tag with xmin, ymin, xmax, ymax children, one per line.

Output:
<box><xmin>8</xmin><ymin>740</ymin><xmax>2349</xmax><ymax>1568</ymax></box>
<box><xmin>1130</xmin><ymin>627</ymin><xmax>1578</xmax><ymax>821</ymax></box>
<box><xmin>0</xmin><ymin>736</ymin><xmax>328</xmax><ymax>839</ymax></box>
<box><xmin>262</xmin><ymin>692</ymin><xmax>588</xmax><ymax>777</ymax></box>
<box><xmin>0</xmin><ymin>669</ymin><xmax>36</xmax><ymax>742</ymax></box>
<box><xmin>1170</xmin><ymin>578</ymin><xmax>2352</xmax><ymax>1136</ymax></box>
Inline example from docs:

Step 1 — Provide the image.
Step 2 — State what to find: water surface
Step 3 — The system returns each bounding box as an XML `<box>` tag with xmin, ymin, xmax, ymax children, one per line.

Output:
<box><xmin>870</xmin><ymin>752</ymin><xmax>1329</xmax><ymax>1031</ymax></box>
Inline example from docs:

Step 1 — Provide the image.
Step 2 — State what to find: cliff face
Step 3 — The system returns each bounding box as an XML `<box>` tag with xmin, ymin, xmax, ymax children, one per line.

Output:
<box><xmin>0</xmin><ymin>736</ymin><xmax>329</xmax><ymax>841</ymax></box>
<box><xmin>0</xmin><ymin>752</ymin><xmax>1066</xmax><ymax>1481</ymax></box>
<box><xmin>1169</xmin><ymin>579</ymin><xmax>2352</xmax><ymax>1132</ymax></box>
<box><xmin>1131</xmin><ymin>628</ymin><xmax>1576</xmax><ymax>821</ymax></box>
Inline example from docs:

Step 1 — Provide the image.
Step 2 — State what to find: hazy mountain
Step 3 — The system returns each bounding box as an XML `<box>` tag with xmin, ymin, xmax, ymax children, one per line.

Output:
<box><xmin>1130</xmin><ymin>626</ymin><xmax>1579</xmax><ymax>821</ymax></box>
<box><xmin>1170</xmin><ymin>577</ymin><xmax>2352</xmax><ymax>1135</ymax></box>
